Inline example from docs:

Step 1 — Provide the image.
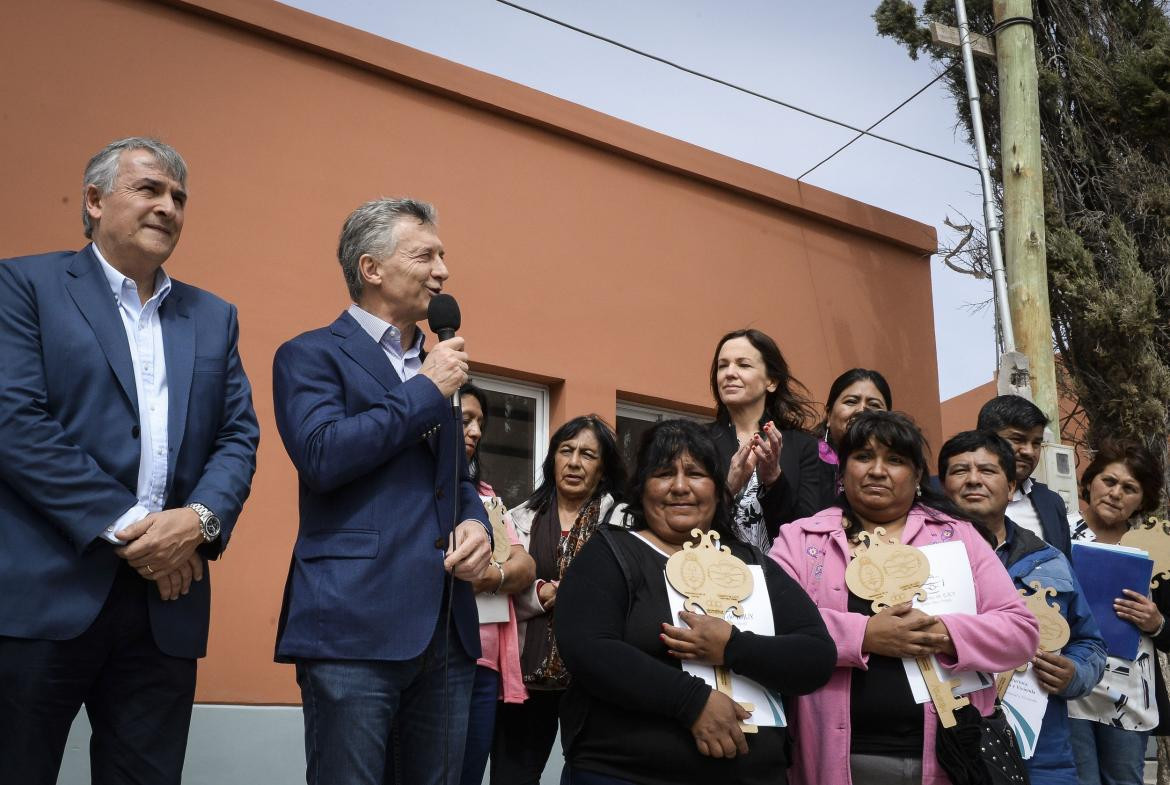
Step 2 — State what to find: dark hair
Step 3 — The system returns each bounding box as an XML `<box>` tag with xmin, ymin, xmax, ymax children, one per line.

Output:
<box><xmin>709</xmin><ymin>328</ymin><xmax>817</xmax><ymax>432</ymax></box>
<box><xmin>837</xmin><ymin>410</ymin><xmax>993</xmax><ymax>546</ymax></box>
<box><xmin>623</xmin><ymin>419</ymin><xmax>735</xmax><ymax>542</ymax></box>
<box><xmin>459</xmin><ymin>382</ymin><xmax>490</xmax><ymax>483</ymax></box>
<box><xmin>976</xmin><ymin>395</ymin><xmax>1049</xmax><ymax>432</ymax></box>
<box><xmin>526</xmin><ymin>415</ymin><xmax>626</xmax><ymax>513</ymax></box>
<box><xmin>937</xmin><ymin>430</ymin><xmax>1018</xmax><ymax>486</ymax></box>
<box><xmin>817</xmin><ymin>368</ymin><xmax>893</xmax><ymax>445</ymax></box>
<box><xmin>1079</xmin><ymin>440</ymin><xmax>1164</xmax><ymax>515</ymax></box>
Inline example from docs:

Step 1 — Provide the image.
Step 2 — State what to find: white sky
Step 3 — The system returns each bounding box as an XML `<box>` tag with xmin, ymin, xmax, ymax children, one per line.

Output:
<box><xmin>278</xmin><ymin>0</ymin><xmax>996</xmax><ymax>400</ymax></box>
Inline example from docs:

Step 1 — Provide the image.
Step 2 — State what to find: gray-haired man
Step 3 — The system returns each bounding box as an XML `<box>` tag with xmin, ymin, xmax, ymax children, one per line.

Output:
<box><xmin>273</xmin><ymin>198</ymin><xmax>490</xmax><ymax>784</ymax></box>
<box><xmin>0</xmin><ymin>137</ymin><xmax>259</xmax><ymax>784</ymax></box>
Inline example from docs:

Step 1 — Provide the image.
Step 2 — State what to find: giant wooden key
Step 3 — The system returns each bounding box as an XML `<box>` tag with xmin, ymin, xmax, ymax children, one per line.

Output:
<box><xmin>1121</xmin><ymin>516</ymin><xmax>1170</xmax><ymax>588</ymax></box>
<box><xmin>845</xmin><ymin>529</ymin><xmax>970</xmax><ymax>728</ymax></box>
<box><xmin>665</xmin><ymin>528</ymin><xmax>757</xmax><ymax>733</ymax></box>
<box><xmin>996</xmin><ymin>581</ymin><xmax>1072</xmax><ymax>698</ymax></box>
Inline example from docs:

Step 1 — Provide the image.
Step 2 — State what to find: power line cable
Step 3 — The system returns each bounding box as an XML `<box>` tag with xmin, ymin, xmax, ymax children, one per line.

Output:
<box><xmin>495</xmin><ymin>0</ymin><xmax>980</xmax><ymax>174</ymax></box>
<box><xmin>797</xmin><ymin>63</ymin><xmax>959</xmax><ymax>181</ymax></box>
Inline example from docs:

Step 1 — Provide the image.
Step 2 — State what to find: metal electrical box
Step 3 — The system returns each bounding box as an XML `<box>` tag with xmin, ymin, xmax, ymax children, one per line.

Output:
<box><xmin>1033</xmin><ymin>441</ymin><xmax>1078</xmax><ymax>513</ymax></box>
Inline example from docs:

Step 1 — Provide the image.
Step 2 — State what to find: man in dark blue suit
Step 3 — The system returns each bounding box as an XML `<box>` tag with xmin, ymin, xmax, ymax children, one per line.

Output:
<box><xmin>273</xmin><ymin>198</ymin><xmax>491</xmax><ymax>785</ymax></box>
<box><xmin>0</xmin><ymin>138</ymin><xmax>260</xmax><ymax>784</ymax></box>
<box><xmin>977</xmin><ymin>394</ymin><xmax>1072</xmax><ymax>558</ymax></box>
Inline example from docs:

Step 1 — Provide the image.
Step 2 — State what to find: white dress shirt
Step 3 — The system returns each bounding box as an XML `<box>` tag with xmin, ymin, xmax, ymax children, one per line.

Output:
<box><xmin>1005</xmin><ymin>477</ymin><xmax>1046</xmax><ymax>542</ymax></box>
<box><xmin>346</xmin><ymin>303</ymin><xmax>424</xmax><ymax>381</ymax></box>
<box><xmin>94</xmin><ymin>245</ymin><xmax>172</xmax><ymax>544</ymax></box>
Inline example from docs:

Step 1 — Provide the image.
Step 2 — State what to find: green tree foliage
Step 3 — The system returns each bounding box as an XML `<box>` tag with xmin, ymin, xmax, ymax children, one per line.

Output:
<box><xmin>874</xmin><ymin>0</ymin><xmax>1170</xmax><ymax>475</ymax></box>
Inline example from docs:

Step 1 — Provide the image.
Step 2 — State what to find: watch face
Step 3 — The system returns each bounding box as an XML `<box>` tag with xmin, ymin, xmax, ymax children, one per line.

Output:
<box><xmin>204</xmin><ymin>515</ymin><xmax>222</xmax><ymax>540</ymax></box>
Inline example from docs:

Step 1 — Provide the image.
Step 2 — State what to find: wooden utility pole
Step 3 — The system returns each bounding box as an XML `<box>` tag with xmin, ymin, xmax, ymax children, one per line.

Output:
<box><xmin>993</xmin><ymin>0</ymin><xmax>1059</xmax><ymax>429</ymax></box>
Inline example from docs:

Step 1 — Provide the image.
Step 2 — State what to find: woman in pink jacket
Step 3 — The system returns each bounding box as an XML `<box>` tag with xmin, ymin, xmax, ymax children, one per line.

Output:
<box><xmin>458</xmin><ymin>383</ymin><xmax>536</xmax><ymax>785</ymax></box>
<box><xmin>769</xmin><ymin>410</ymin><xmax>1038</xmax><ymax>785</ymax></box>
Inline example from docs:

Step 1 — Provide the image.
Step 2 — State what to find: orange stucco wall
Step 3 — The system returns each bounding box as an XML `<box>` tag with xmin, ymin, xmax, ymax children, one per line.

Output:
<box><xmin>2</xmin><ymin>0</ymin><xmax>941</xmax><ymax>703</ymax></box>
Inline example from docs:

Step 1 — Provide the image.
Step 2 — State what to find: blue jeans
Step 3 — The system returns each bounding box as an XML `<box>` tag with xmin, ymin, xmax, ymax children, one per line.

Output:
<box><xmin>296</xmin><ymin>617</ymin><xmax>476</xmax><ymax>785</ymax></box>
<box><xmin>1068</xmin><ymin>717</ymin><xmax>1150</xmax><ymax>785</ymax></box>
<box><xmin>458</xmin><ymin>666</ymin><xmax>498</xmax><ymax>785</ymax></box>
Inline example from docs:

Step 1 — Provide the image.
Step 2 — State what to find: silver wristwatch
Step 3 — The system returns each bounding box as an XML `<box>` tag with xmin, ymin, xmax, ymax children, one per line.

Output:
<box><xmin>186</xmin><ymin>502</ymin><xmax>222</xmax><ymax>543</ymax></box>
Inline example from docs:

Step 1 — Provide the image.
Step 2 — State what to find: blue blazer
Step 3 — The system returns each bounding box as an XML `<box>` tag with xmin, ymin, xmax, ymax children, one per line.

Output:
<box><xmin>1030</xmin><ymin>480</ymin><xmax>1072</xmax><ymax>558</ymax></box>
<box><xmin>0</xmin><ymin>247</ymin><xmax>260</xmax><ymax>659</ymax></box>
<box><xmin>272</xmin><ymin>312</ymin><xmax>488</xmax><ymax>663</ymax></box>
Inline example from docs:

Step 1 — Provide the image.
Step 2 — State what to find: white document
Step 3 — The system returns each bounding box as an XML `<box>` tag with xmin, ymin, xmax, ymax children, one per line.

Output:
<box><xmin>1001</xmin><ymin>665</ymin><xmax>1050</xmax><ymax>759</ymax></box>
<box><xmin>900</xmin><ymin>541</ymin><xmax>993</xmax><ymax>703</ymax></box>
<box><xmin>475</xmin><ymin>593</ymin><xmax>510</xmax><ymax>624</ymax></box>
<box><xmin>663</xmin><ymin>565</ymin><xmax>787</xmax><ymax>728</ymax></box>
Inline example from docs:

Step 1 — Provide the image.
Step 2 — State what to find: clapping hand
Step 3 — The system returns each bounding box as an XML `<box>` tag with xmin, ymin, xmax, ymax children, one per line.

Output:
<box><xmin>727</xmin><ymin>421</ymin><xmax>783</xmax><ymax>495</ymax></box>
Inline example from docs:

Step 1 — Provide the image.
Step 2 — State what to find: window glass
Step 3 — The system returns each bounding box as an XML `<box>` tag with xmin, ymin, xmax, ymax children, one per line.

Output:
<box><xmin>471</xmin><ymin>376</ymin><xmax>549</xmax><ymax>510</ymax></box>
<box><xmin>615</xmin><ymin>402</ymin><xmax>712</xmax><ymax>471</ymax></box>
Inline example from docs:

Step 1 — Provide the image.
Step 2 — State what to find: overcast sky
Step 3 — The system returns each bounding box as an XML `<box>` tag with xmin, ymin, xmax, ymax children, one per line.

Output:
<box><xmin>279</xmin><ymin>0</ymin><xmax>996</xmax><ymax>400</ymax></box>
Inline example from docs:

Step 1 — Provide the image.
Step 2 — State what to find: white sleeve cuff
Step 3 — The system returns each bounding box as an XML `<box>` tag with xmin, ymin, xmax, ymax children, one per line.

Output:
<box><xmin>101</xmin><ymin>504</ymin><xmax>149</xmax><ymax>544</ymax></box>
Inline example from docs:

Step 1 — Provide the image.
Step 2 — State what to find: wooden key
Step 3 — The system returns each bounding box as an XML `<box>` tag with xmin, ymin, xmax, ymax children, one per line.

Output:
<box><xmin>665</xmin><ymin>528</ymin><xmax>757</xmax><ymax>733</ymax></box>
<box><xmin>715</xmin><ymin>664</ymin><xmax>758</xmax><ymax>734</ymax></box>
<box><xmin>1122</xmin><ymin>516</ymin><xmax>1170</xmax><ymax>588</ymax></box>
<box><xmin>997</xmin><ymin>580</ymin><xmax>1071</xmax><ymax>698</ymax></box>
<box><xmin>917</xmin><ymin>655</ymin><xmax>970</xmax><ymax>727</ymax></box>
<box><xmin>846</xmin><ymin>529</ymin><xmax>971</xmax><ymax>727</ymax></box>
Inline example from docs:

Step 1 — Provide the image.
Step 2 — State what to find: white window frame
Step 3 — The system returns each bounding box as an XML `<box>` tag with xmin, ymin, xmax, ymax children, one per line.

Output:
<box><xmin>616</xmin><ymin>401</ymin><xmax>712</xmax><ymax>425</ymax></box>
<box><xmin>472</xmin><ymin>374</ymin><xmax>550</xmax><ymax>490</ymax></box>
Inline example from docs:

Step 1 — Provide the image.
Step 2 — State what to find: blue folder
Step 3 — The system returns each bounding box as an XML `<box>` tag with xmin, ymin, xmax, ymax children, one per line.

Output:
<box><xmin>1071</xmin><ymin>542</ymin><xmax>1155</xmax><ymax>660</ymax></box>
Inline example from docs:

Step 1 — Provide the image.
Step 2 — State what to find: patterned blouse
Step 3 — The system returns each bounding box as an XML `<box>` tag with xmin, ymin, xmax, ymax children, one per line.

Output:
<box><xmin>731</xmin><ymin>470</ymin><xmax>771</xmax><ymax>552</ymax></box>
<box><xmin>1066</xmin><ymin>515</ymin><xmax>1159</xmax><ymax>731</ymax></box>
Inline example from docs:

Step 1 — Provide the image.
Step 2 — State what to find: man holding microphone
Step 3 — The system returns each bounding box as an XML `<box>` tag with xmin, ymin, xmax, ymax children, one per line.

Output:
<box><xmin>272</xmin><ymin>198</ymin><xmax>491</xmax><ymax>785</ymax></box>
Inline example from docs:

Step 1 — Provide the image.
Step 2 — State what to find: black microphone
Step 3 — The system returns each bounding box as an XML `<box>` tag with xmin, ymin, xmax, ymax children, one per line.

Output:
<box><xmin>426</xmin><ymin>290</ymin><xmax>463</xmax><ymax>783</ymax></box>
<box><xmin>426</xmin><ymin>293</ymin><xmax>462</xmax><ymax>412</ymax></box>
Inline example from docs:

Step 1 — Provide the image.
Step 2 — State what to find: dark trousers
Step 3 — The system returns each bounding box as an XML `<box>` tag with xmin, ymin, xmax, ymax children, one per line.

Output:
<box><xmin>490</xmin><ymin>688</ymin><xmax>563</xmax><ymax>785</ymax></box>
<box><xmin>0</xmin><ymin>563</ymin><xmax>197</xmax><ymax>785</ymax></box>
<box><xmin>559</xmin><ymin>767</ymin><xmax>638</xmax><ymax>785</ymax></box>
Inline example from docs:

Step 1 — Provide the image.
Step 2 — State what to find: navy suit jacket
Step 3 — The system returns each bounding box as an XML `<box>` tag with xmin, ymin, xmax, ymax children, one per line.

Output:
<box><xmin>272</xmin><ymin>311</ymin><xmax>488</xmax><ymax>663</ymax></box>
<box><xmin>1030</xmin><ymin>479</ymin><xmax>1072</xmax><ymax>559</ymax></box>
<box><xmin>0</xmin><ymin>247</ymin><xmax>260</xmax><ymax>659</ymax></box>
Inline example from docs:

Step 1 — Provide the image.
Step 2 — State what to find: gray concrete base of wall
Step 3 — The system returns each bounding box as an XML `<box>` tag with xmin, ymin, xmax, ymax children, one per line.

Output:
<box><xmin>58</xmin><ymin>704</ymin><xmax>564</xmax><ymax>784</ymax></box>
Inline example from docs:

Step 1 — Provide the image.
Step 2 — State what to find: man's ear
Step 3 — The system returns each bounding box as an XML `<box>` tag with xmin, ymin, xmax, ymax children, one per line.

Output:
<box><xmin>84</xmin><ymin>184</ymin><xmax>103</xmax><ymax>225</ymax></box>
<box><xmin>357</xmin><ymin>253</ymin><xmax>381</xmax><ymax>288</ymax></box>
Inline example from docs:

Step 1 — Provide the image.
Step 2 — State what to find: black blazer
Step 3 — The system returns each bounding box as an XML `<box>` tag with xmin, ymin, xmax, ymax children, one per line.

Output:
<box><xmin>706</xmin><ymin>420</ymin><xmax>823</xmax><ymax>539</ymax></box>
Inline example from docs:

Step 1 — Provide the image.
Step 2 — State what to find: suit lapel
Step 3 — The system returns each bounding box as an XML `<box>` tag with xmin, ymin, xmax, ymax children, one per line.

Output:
<box><xmin>335</xmin><ymin>312</ymin><xmax>444</xmax><ymax>457</ymax></box>
<box><xmin>63</xmin><ymin>247</ymin><xmax>139</xmax><ymax>417</ymax></box>
<box><xmin>162</xmin><ymin>286</ymin><xmax>194</xmax><ymax>469</ymax></box>
<box><xmin>334</xmin><ymin>312</ymin><xmax>400</xmax><ymax>393</ymax></box>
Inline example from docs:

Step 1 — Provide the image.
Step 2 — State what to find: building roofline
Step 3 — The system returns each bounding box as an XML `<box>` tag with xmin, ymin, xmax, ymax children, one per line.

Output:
<box><xmin>161</xmin><ymin>0</ymin><xmax>938</xmax><ymax>254</ymax></box>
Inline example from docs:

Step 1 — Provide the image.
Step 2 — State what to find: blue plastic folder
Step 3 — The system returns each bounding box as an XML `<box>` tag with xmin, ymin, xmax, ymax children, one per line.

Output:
<box><xmin>1071</xmin><ymin>542</ymin><xmax>1154</xmax><ymax>660</ymax></box>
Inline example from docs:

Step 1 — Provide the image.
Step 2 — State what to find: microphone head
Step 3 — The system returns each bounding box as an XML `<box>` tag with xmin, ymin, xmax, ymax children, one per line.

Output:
<box><xmin>427</xmin><ymin>293</ymin><xmax>461</xmax><ymax>339</ymax></box>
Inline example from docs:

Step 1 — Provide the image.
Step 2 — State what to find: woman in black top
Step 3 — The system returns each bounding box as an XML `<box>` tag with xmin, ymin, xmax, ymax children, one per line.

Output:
<box><xmin>706</xmin><ymin>329</ymin><xmax>822</xmax><ymax>549</ymax></box>
<box><xmin>813</xmin><ymin>369</ymin><xmax>892</xmax><ymax>511</ymax></box>
<box><xmin>555</xmin><ymin>419</ymin><xmax>835</xmax><ymax>785</ymax></box>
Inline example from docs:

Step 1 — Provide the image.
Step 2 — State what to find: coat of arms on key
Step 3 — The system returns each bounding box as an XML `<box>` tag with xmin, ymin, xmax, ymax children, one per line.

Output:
<box><xmin>844</xmin><ymin>528</ymin><xmax>930</xmax><ymax>613</ymax></box>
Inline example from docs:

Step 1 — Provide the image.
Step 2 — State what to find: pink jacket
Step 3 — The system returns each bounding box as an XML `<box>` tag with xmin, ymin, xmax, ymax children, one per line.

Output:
<box><xmin>477</xmin><ymin>482</ymin><xmax>528</xmax><ymax>704</ymax></box>
<box><xmin>768</xmin><ymin>506</ymin><xmax>1038</xmax><ymax>785</ymax></box>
